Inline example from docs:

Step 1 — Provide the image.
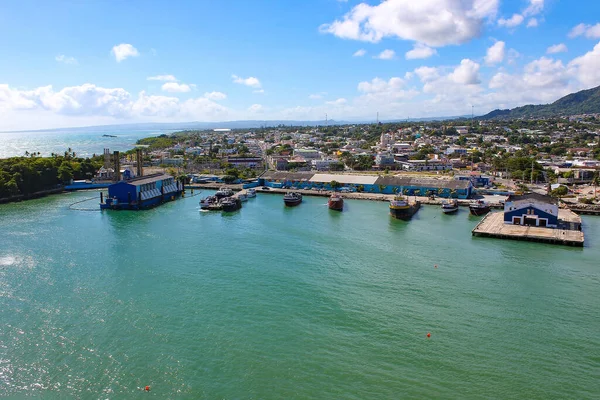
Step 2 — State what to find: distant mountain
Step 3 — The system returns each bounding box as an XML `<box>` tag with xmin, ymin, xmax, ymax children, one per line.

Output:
<box><xmin>480</xmin><ymin>85</ymin><xmax>600</xmax><ymax>120</ymax></box>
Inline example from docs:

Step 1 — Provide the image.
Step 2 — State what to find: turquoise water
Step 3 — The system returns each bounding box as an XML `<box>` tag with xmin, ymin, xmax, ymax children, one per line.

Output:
<box><xmin>0</xmin><ymin>128</ymin><xmax>174</xmax><ymax>158</ymax></box>
<box><xmin>1</xmin><ymin>191</ymin><xmax>599</xmax><ymax>398</ymax></box>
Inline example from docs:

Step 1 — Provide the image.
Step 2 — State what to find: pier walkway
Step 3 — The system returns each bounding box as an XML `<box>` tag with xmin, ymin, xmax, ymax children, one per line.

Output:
<box><xmin>472</xmin><ymin>211</ymin><xmax>584</xmax><ymax>247</ymax></box>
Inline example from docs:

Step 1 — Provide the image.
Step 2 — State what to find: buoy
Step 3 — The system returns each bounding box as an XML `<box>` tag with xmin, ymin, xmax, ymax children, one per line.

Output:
<box><xmin>427</xmin><ymin>332</ymin><xmax>431</xmax><ymax>338</ymax></box>
<box><xmin>145</xmin><ymin>386</ymin><xmax>150</xmax><ymax>391</ymax></box>
<box><xmin>434</xmin><ymin>264</ymin><xmax>438</xmax><ymax>268</ymax></box>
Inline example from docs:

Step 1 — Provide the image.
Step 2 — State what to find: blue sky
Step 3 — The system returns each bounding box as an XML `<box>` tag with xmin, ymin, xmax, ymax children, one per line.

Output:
<box><xmin>1</xmin><ymin>0</ymin><xmax>600</xmax><ymax>130</ymax></box>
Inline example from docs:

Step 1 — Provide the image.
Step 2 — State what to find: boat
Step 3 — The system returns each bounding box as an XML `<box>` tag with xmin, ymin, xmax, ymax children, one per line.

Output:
<box><xmin>238</xmin><ymin>192</ymin><xmax>248</xmax><ymax>202</ymax></box>
<box><xmin>102</xmin><ymin>134</ymin><xmax>117</xmax><ymax>138</ymax></box>
<box><xmin>200</xmin><ymin>195</ymin><xmax>218</xmax><ymax>210</ymax></box>
<box><xmin>441</xmin><ymin>198</ymin><xmax>459</xmax><ymax>214</ymax></box>
<box><xmin>389</xmin><ymin>195</ymin><xmax>420</xmax><ymax>220</ymax></box>
<box><xmin>247</xmin><ymin>188</ymin><xmax>257</xmax><ymax>198</ymax></box>
<box><xmin>283</xmin><ymin>192</ymin><xmax>302</xmax><ymax>207</ymax></box>
<box><xmin>221</xmin><ymin>197</ymin><xmax>242</xmax><ymax>212</ymax></box>
<box><xmin>328</xmin><ymin>193</ymin><xmax>344</xmax><ymax>211</ymax></box>
<box><xmin>469</xmin><ymin>199</ymin><xmax>490</xmax><ymax>216</ymax></box>
<box><xmin>215</xmin><ymin>187</ymin><xmax>234</xmax><ymax>199</ymax></box>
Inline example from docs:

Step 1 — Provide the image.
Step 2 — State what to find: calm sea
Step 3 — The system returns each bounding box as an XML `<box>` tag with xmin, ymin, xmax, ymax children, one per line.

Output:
<box><xmin>0</xmin><ymin>191</ymin><xmax>599</xmax><ymax>398</ymax></box>
<box><xmin>0</xmin><ymin>128</ymin><xmax>176</xmax><ymax>159</ymax></box>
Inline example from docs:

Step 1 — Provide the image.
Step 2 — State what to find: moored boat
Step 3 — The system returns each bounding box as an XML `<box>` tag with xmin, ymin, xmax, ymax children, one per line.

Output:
<box><xmin>215</xmin><ymin>187</ymin><xmax>234</xmax><ymax>199</ymax></box>
<box><xmin>441</xmin><ymin>198</ymin><xmax>459</xmax><ymax>214</ymax></box>
<box><xmin>221</xmin><ymin>197</ymin><xmax>242</xmax><ymax>212</ymax></box>
<box><xmin>283</xmin><ymin>192</ymin><xmax>302</xmax><ymax>207</ymax></box>
<box><xmin>238</xmin><ymin>192</ymin><xmax>248</xmax><ymax>202</ymax></box>
<box><xmin>389</xmin><ymin>195</ymin><xmax>420</xmax><ymax>220</ymax></box>
<box><xmin>200</xmin><ymin>195</ymin><xmax>218</xmax><ymax>210</ymax></box>
<box><xmin>246</xmin><ymin>188</ymin><xmax>257</xmax><ymax>198</ymax></box>
<box><xmin>469</xmin><ymin>199</ymin><xmax>490</xmax><ymax>216</ymax></box>
<box><xmin>328</xmin><ymin>193</ymin><xmax>344</xmax><ymax>211</ymax></box>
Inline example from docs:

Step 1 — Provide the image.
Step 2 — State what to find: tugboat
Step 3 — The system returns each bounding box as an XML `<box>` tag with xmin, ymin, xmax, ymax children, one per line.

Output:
<box><xmin>200</xmin><ymin>195</ymin><xmax>218</xmax><ymax>210</ymax></box>
<box><xmin>246</xmin><ymin>188</ymin><xmax>257</xmax><ymax>198</ymax></box>
<box><xmin>283</xmin><ymin>192</ymin><xmax>302</xmax><ymax>207</ymax></box>
<box><xmin>215</xmin><ymin>187</ymin><xmax>234</xmax><ymax>199</ymax></box>
<box><xmin>221</xmin><ymin>197</ymin><xmax>242</xmax><ymax>212</ymax></box>
<box><xmin>441</xmin><ymin>198</ymin><xmax>459</xmax><ymax>214</ymax></box>
<box><xmin>389</xmin><ymin>195</ymin><xmax>420</xmax><ymax>220</ymax></box>
<box><xmin>328</xmin><ymin>193</ymin><xmax>344</xmax><ymax>211</ymax></box>
<box><xmin>469</xmin><ymin>199</ymin><xmax>490</xmax><ymax>216</ymax></box>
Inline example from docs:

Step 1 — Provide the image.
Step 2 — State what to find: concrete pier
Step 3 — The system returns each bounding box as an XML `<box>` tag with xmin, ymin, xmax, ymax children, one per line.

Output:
<box><xmin>472</xmin><ymin>211</ymin><xmax>584</xmax><ymax>247</ymax></box>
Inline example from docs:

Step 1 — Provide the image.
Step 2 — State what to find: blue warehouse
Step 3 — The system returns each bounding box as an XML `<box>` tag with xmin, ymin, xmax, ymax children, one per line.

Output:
<box><xmin>503</xmin><ymin>193</ymin><xmax>558</xmax><ymax>228</ymax></box>
<box><xmin>100</xmin><ymin>173</ymin><xmax>183</xmax><ymax>210</ymax></box>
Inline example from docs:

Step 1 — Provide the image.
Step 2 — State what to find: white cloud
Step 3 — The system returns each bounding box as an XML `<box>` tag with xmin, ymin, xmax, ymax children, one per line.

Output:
<box><xmin>147</xmin><ymin>75</ymin><xmax>177</xmax><ymax>82</ymax></box>
<box><xmin>253</xmin><ymin>89</ymin><xmax>265</xmax><ymax>94</ymax></box>
<box><xmin>523</xmin><ymin>0</ymin><xmax>544</xmax><ymax>17</ymax></box>
<box><xmin>568</xmin><ymin>41</ymin><xmax>600</xmax><ymax>87</ymax></box>
<box><xmin>449</xmin><ymin>59</ymin><xmax>481</xmax><ymax>85</ymax></box>
<box><xmin>111</xmin><ymin>43</ymin><xmax>139</xmax><ymax>62</ymax></box>
<box><xmin>547</xmin><ymin>43</ymin><xmax>568</xmax><ymax>54</ymax></box>
<box><xmin>353</xmin><ymin>49</ymin><xmax>367</xmax><ymax>57</ymax></box>
<box><xmin>414</xmin><ymin>66</ymin><xmax>440</xmax><ymax>82</ymax></box>
<box><xmin>358</xmin><ymin>77</ymin><xmax>405</xmax><ymax>93</ymax></box>
<box><xmin>485</xmin><ymin>41</ymin><xmax>505</xmax><ymax>65</ymax></box>
<box><xmin>526</xmin><ymin>18</ymin><xmax>539</xmax><ymax>28</ymax></box>
<box><xmin>374</xmin><ymin>49</ymin><xmax>395</xmax><ymax>60</ymax></box>
<box><xmin>161</xmin><ymin>82</ymin><xmax>192</xmax><ymax>93</ymax></box>
<box><xmin>319</xmin><ymin>0</ymin><xmax>499</xmax><ymax>47</ymax></box>
<box><xmin>248</xmin><ymin>104</ymin><xmax>263</xmax><ymax>113</ymax></box>
<box><xmin>232</xmin><ymin>74</ymin><xmax>261</xmax><ymax>88</ymax></box>
<box><xmin>326</xmin><ymin>98</ymin><xmax>348</xmax><ymax>106</ymax></box>
<box><xmin>55</xmin><ymin>55</ymin><xmax>77</xmax><ymax>65</ymax></box>
<box><xmin>204</xmin><ymin>91</ymin><xmax>227</xmax><ymax>101</ymax></box>
<box><xmin>309</xmin><ymin>92</ymin><xmax>327</xmax><ymax>99</ymax></box>
<box><xmin>568</xmin><ymin>23</ymin><xmax>600</xmax><ymax>39</ymax></box>
<box><xmin>498</xmin><ymin>13</ymin><xmax>524</xmax><ymax>28</ymax></box>
<box><xmin>405</xmin><ymin>43</ymin><xmax>437</xmax><ymax>59</ymax></box>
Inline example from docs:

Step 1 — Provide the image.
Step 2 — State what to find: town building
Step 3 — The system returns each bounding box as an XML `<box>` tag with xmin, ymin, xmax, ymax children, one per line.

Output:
<box><xmin>503</xmin><ymin>193</ymin><xmax>559</xmax><ymax>228</ymax></box>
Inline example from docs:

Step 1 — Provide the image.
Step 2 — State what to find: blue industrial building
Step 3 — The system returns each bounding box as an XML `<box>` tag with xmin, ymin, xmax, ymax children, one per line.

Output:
<box><xmin>100</xmin><ymin>173</ymin><xmax>183</xmax><ymax>210</ymax></box>
<box><xmin>258</xmin><ymin>172</ymin><xmax>472</xmax><ymax>198</ymax></box>
<box><xmin>456</xmin><ymin>174</ymin><xmax>492</xmax><ymax>188</ymax></box>
<box><xmin>503</xmin><ymin>193</ymin><xmax>559</xmax><ymax>227</ymax></box>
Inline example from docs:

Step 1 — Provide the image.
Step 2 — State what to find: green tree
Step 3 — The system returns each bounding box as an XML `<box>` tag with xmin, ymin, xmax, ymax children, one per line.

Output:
<box><xmin>330</xmin><ymin>180</ymin><xmax>341</xmax><ymax>191</ymax></box>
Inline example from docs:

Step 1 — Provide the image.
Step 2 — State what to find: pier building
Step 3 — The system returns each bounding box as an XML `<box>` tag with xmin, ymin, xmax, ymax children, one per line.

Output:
<box><xmin>258</xmin><ymin>172</ymin><xmax>472</xmax><ymax>198</ymax></box>
<box><xmin>100</xmin><ymin>173</ymin><xmax>183</xmax><ymax>210</ymax></box>
<box><xmin>503</xmin><ymin>193</ymin><xmax>559</xmax><ymax>228</ymax></box>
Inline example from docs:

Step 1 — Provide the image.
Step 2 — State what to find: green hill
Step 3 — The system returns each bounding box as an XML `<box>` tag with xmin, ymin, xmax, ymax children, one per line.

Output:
<box><xmin>480</xmin><ymin>85</ymin><xmax>600</xmax><ymax>120</ymax></box>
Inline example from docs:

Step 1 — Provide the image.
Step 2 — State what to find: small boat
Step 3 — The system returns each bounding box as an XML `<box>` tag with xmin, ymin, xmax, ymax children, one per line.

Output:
<box><xmin>247</xmin><ymin>188</ymin><xmax>257</xmax><ymax>198</ymax></box>
<box><xmin>221</xmin><ymin>197</ymin><xmax>242</xmax><ymax>212</ymax></box>
<box><xmin>215</xmin><ymin>187</ymin><xmax>234</xmax><ymax>199</ymax></box>
<box><xmin>238</xmin><ymin>192</ymin><xmax>248</xmax><ymax>202</ymax></box>
<box><xmin>441</xmin><ymin>198</ymin><xmax>459</xmax><ymax>214</ymax></box>
<box><xmin>389</xmin><ymin>195</ymin><xmax>420</xmax><ymax>220</ymax></box>
<box><xmin>283</xmin><ymin>192</ymin><xmax>302</xmax><ymax>207</ymax></box>
<box><xmin>469</xmin><ymin>199</ymin><xmax>490</xmax><ymax>216</ymax></box>
<box><xmin>200</xmin><ymin>195</ymin><xmax>218</xmax><ymax>210</ymax></box>
<box><xmin>328</xmin><ymin>193</ymin><xmax>344</xmax><ymax>211</ymax></box>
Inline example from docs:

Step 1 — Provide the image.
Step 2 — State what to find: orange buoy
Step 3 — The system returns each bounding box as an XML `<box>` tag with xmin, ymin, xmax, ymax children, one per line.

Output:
<box><xmin>145</xmin><ymin>386</ymin><xmax>150</xmax><ymax>391</ymax></box>
<box><xmin>427</xmin><ymin>332</ymin><xmax>431</xmax><ymax>338</ymax></box>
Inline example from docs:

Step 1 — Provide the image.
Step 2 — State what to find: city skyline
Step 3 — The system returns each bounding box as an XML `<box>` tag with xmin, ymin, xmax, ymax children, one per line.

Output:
<box><xmin>2</xmin><ymin>0</ymin><xmax>600</xmax><ymax>130</ymax></box>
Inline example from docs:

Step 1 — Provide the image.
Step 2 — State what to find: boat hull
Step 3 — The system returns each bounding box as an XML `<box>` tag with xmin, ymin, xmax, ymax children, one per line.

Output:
<box><xmin>469</xmin><ymin>206</ymin><xmax>490</xmax><ymax>216</ymax></box>
<box><xmin>284</xmin><ymin>199</ymin><xmax>302</xmax><ymax>207</ymax></box>
<box><xmin>442</xmin><ymin>206</ymin><xmax>459</xmax><ymax>214</ymax></box>
<box><xmin>390</xmin><ymin>203</ymin><xmax>420</xmax><ymax>220</ymax></box>
<box><xmin>222</xmin><ymin>199</ymin><xmax>242</xmax><ymax>212</ymax></box>
<box><xmin>328</xmin><ymin>198</ymin><xmax>344</xmax><ymax>211</ymax></box>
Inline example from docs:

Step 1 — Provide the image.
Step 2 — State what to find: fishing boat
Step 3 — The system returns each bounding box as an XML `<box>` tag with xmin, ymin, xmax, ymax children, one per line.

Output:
<box><xmin>469</xmin><ymin>199</ymin><xmax>490</xmax><ymax>216</ymax></box>
<box><xmin>238</xmin><ymin>192</ymin><xmax>248</xmax><ymax>202</ymax></box>
<box><xmin>441</xmin><ymin>198</ymin><xmax>459</xmax><ymax>214</ymax></box>
<box><xmin>328</xmin><ymin>193</ymin><xmax>344</xmax><ymax>211</ymax></box>
<box><xmin>215</xmin><ymin>187</ymin><xmax>234</xmax><ymax>199</ymax></box>
<box><xmin>389</xmin><ymin>195</ymin><xmax>420</xmax><ymax>220</ymax></box>
<box><xmin>221</xmin><ymin>197</ymin><xmax>242</xmax><ymax>212</ymax></box>
<box><xmin>246</xmin><ymin>188</ymin><xmax>257</xmax><ymax>198</ymax></box>
<box><xmin>200</xmin><ymin>195</ymin><xmax>218</xmax><ymax>210</ymax></box>
<box><xmin>283</xmin><ymin>192</ymin><xmax>302</xmax><ymax>207</ymax></box>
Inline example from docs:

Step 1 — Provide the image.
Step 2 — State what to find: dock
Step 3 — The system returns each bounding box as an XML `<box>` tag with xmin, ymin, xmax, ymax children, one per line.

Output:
<box><xmin>472</xmin><ymin>211</ymin><xmax>584</xmax><ymax>247</ymax></box>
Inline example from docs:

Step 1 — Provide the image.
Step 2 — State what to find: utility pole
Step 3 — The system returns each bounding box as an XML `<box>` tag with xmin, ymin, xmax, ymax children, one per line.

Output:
<box><xmin>325</xmin><ymin>113</ymin><xmax>328</xmax><ymax>127</ymax></box>
<box><xmin>377</xmin><ymin>111</ymin><xmax>379</xmax><ymax>124</ymax></box>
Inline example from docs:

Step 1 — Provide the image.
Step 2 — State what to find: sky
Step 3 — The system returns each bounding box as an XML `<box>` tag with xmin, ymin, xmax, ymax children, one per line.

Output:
<box><xmin>2</xmin><ymin>0</ymin><xmax>600</xmax><ymax>130</ymax></box>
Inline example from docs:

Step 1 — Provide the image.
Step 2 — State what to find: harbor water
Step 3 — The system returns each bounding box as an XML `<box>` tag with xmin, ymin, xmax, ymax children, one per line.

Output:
<box><xmin>1</xmin><ymin>191</ymin><xmax>599</xmax><ymax>398</ymax></box>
